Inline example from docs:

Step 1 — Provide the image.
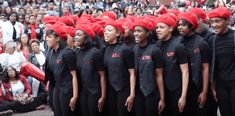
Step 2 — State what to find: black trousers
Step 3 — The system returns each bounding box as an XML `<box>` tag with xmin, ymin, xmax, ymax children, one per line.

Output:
<box><xmin>134</xmin><ymin>89</ymin><xmax>159</xmax><ymax>116</ymax></box>
<box><xmin>48</xmin><ymin>83</ymin><xmax>54</xmax><ymax>111</ymax></box>
<box><xmin>105</xmin><ymin>85</ymin><xmax>130</xmax><ymax>116</ymax></box>
<box><xmin>0</xmin><ymin>97</ymin><xmax>46</xmax><ymax>113</ymax></box>
<box><xmin>79</xmin><ymin>89</ymin><xmax>100</xmax><ymax>116</ymax></box>
<box><xmin>186</xmin><ymin>81</ymin><xmax>207</xmax><ymax>116</ymax></box>
<box><xmin>205</xmin><ymin>83</ymin><xmax>217</xmax><ymax>116</ymax></box>
<box><xmin>0</xmin><ymin>101</ymin><xmax>16</xmax><ymax>112</ymax></box>
<box><xmin>52</xmin><ymin>87</ymin><xmax>74</xmax><ymax>116</ymax></box>
<box><xmin>216</xmin><ymin>80</ymin><xmax>235</xmax><ymax>116</ymax></box>
<box><xmin>162</xmin><ymin>88</ymin><xmax>187</xmax><ymax>116</ymax></box>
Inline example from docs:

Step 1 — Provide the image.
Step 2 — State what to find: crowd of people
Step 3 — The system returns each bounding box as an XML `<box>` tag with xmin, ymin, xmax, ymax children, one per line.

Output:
<box><xmin>0</xmin><ymin>0</ymin><xmax>235</xmax><ymax>116</ymax></box>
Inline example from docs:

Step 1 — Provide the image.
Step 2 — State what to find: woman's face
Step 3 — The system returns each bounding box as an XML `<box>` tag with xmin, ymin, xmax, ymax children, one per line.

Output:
<box><xmin>156</xmin><ymin>22</ymin><xmax>173</xmax><ymax>40</ymax></box>
<box><xmin>133</xmin><ymin>26</ymin><xmax>148</xmax><ymax>44</ymax></box>
<box><xmin>5</xmin><ymin>46</ymin><xmax>15</xmax><ymax>54</ymax></box>
<box><xmin>7</xmin><ymin>67</ymin><xmax>16</xmax><ymax>78</ymax></box>
<box><xmin>104</xmin><ymin>25</ymin><xmax>119</xmax><ymax>43</ymax></box>
<box><xmin>31</xmin><ymin>42</ymin><xmax>40</xmax><ymax>53</ymax></box>
<box><xmin>210</xmin><ymin>17</ymin><xmax>228</xmax><ymax>34</ymax></box>
<box><xmin>123</xmin><ymin>26</ymin><xmax>130</xmax><ymax>38</ymax></box>
<box><xmin>46</xmin><ymin>34</ymin><xmax>59</xmax><ymax>48</ymax></box>
<box><xmin>21</xmin><ymin>34</ymin><xmax>29</xmax><ymax>44</ymax></box>
<box><xmin>18</xmin><ymin>15</ymin><xmax>24</xmax><ymax>23</ymax></box>
<box><xmin>177</xmin><ymin>20</ymin><xmax>191</xmax><ymax>36</ymax></box>
<box><xmin>74</xmin><ymin>30</ymin><xmax>86</xmax><ymax>47</ymax></box>
<box><xmin>5</xmin><ymin>7</ymin><xmax>12</xmax><ymax>14</ymax></box>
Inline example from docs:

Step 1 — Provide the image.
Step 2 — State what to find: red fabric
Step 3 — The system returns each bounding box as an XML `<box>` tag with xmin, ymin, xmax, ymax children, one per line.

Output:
<box><xmin>118</xmin><ymin>18</ymin><xmax>133</xmax><ymax>31</ymax></box>
<box><xmin>105</xmin><ymin>21</ymin><xmax>125</xmax><ymax>34</ymax></box>
<box><xmin>91</xmin><ymin>23</ymin><xmax>104</xmax><ymax>37</ymax></box>
<box><xmin>3</xmin><ymin>75</ymin><xmax>32</xmax><ymax>101</ymax></box>
<box><xmin>22</xmin><ymin>49</ymin><xmax>29</xmax><ymax>60</ymax></box>
<box><xmin>65</xmin><ymin>26</ymin><xmax>76</xmax><ymax>37</ymax></box>
<box><xmin>101</xmin><ymin>12</ymin><xmax>117</xmax><ymax>20</ymax></box>
<box><xmin>208</xmin><ymin>7</ymin><xmax>231</xmax><ymax>19</ymax></box>
<box><xmin>42</xmin><ymin>16</ymin><xmax>59</xmax><ymax>23</ymax></box>
<box><xmin>75</xmin><ymin>25</ymin><xmax>95</xmax><ymax>39</ymax></box>
<box><xmin>20</xmin><ymin>62</ymin><xmax>45</xmax><ymax>82</ymax></box>
<box><xmin>156</xmin><ymin>14</ymin><xmax>176</xmax><ymax>27</ymax></box>
<box><xmin>48</xmin><ymin>22</ymin><xmax>67</xmax><ymax>41</ymax></box>
<box><xmin>30</xmin><ymin>24</ymin><xmax>37</xmax><ymax>39</ymax></box>
<box><xmin>168</xmin><ymin>9</ymin><xmax>181</xmax><ymax>16</ymax></box>
<box><xmin>189</xmin><ymin>8</ymin><xmax>207</xmax><ymax>22</ymax></box>
<box><xmin>0</xmin><ymin>43</ymin><xmax>3</xmax><ymax>54</ymax></box>
<box><xmin>178</xmin><ymin>12</ymin><xmax>199</xmax><ymax>29</ymax></box>
<box><xmin>166</xmin><ymin>13</ymin><xmax>178</xmax><ymax>22</ymax></box>
<box><xmin>59</xmin><ymin>16</ymin><xmax>75</xmax><ymax>26</ymax></box>
<box><xmin>154</xmin><ymin>5</ymin><xmax>168</xmax><ymax>15</ymax></box>
<box><xmin>132</xmin><ymin>18</ymin><xmax>155</xmax><ymax>31</ymax></box>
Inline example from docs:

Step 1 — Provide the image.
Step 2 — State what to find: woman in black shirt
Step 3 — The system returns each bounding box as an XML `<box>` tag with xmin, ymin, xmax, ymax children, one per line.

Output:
<box><xmin>132</xmin><ymin>18</ymin><xmax>165</xmax><ymax>116</ymax></box>
<box><xmin>177</xmin><ymin>12</ymin><xmax>210</xmax><ymax>116</ymax></box>
<box><xmin>44</xmin><ymin>22</ymin><xmax>78</xmax><ymax>116</ymax></box>
<box><xmin>74</xmin><ymin>25</ymin><xmax>106</xmax><ymax>116</ymax></box>
<box><xmin>156</xmin><ymin>14</ymin><xmax>189</xmax><ymax>116</ymax></box>
<box><xmin>208</xmin><ymin>7</ymin><xmax>235</xmax><ymax>116</ymax></box>
<box><xmin>103</xmin><ymin>20</ymin><xmax>136</xmax><ymax>116</ymax></box>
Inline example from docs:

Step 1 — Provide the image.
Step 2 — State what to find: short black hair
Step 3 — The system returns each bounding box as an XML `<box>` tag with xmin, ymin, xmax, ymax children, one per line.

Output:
<box><xmin>8</xmin><ymin>12</ymin><xmax>18</xmax><ymax>20</ymax></box>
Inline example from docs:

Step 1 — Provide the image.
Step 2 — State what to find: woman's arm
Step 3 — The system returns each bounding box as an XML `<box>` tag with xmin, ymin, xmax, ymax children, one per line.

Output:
<box><xmin>98</xmin><ymin>71</ymin><xmax>106</xmax><ymax>112</ymax></box>
<box><xmin>20</xmin><ymin>75</ymin><xmax>32</xmax><ymax>95</ymax></box>
<box><xmin>178</xmin><ymin>63</ymin><xmax>189</xmax><ymax>112</ymax></box>
<box><xmin>125</xmin><ymin>68</ymin><xmax>136</xmax><ymax>112</ymax></box>
<box><xmin>198</xmin><ymin>63</ymin><xmax>209</xmax><ymax>108</ymax></box>
<box><xmin>155</xmin><ymin>68</ymin><xmax>165</xmax><ymax>113</ymax></box>
<box><xmin>69</xmin><ymin>70</ymin><xmax>78</xmax><ymax>111</ymax></box>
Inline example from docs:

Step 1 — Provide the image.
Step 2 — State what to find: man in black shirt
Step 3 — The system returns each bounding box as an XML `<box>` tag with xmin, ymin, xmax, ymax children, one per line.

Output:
<box><xmin>156</xmin><ymin>14</ymin><xmax>189</xmax><ymax>116</ymax></box>
<box><xmin>208</xmin><ymin>7</ymin><xmax>235</xmax><ymax>116</ymax></box>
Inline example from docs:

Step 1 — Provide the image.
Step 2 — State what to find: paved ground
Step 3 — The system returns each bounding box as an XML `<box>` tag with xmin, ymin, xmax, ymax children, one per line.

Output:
<box><xmin>12</xmin><ymin>106</ymin><xmax>53</xmax><ymax>116</ymax></box>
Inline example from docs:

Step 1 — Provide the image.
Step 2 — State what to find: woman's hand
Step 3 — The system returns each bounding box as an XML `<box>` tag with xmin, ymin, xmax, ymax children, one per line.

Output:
<box><xmin>69</xmin><ymin>97</ymin><xmax>77</xmax><ymax>111</ymax></box>
<box><xmin>98</xmin><ymin>97</ymin><xmax>105</xmax><ymax>112</ymax></box>
<box><xmin>125</xmin><ymin>95</ymin><xmax>135</xmax><ymax>112</ymax></box>
<box><xmin>178</xmin><ymin>96</ymin><xmax>186</xmax><ymax>112</ymax></box>
<box><xmin>158</xmin><ymin>99</ymin><xmax>165</xmax><ymax>114</ymax></box>
<box><xmin>198</xmin><ymin>92</ymin><xmax>207</xmax><ymax>109</ymax></box>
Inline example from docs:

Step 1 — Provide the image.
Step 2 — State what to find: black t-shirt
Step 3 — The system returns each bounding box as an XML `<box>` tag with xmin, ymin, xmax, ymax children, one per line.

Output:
<box><xmin>160</xmin><ymin>38</ymin><xmax>188</xmax><ymax>65</ymax></box>
<box><xmin>183</xmin><ymin>34</ymin><xmax>210</xmax><ymax>64</ymax></box>
<box><xmin>76</xmin><ymin>46</ymin><xmax>104</xmax><ymax>94</ymax></box>
<box><xmin>47</xmin><ymin>46</ymin><xmax>76</xmax><ymax>87</ymax></box>
<box><xmin>104</xmin><ymin>42</ymin><xmax>134</xmax><ymax>91</ymax></box>
<box><xmin>136</xmin><ymin>44</ymin><xmax>163</xmax><ymax>69</ymax></box>
<box><xmin>215</xmin><ymin>29</ymin><xmax>235</xmax><ymax>81</ymax></box>
<box><xmin>104</xmin><ymin>43</ymin><xmax>134</xmax><ymax>69</ymax></box>
<box><xmin>158</xmin><ymin>37</ymin><xmax>188</xmax><ymax>91</ymax></box>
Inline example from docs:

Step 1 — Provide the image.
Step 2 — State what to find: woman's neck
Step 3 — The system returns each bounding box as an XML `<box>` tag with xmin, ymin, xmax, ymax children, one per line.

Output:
<box><xmin>52</xmin><ymin>43</ymin><xmax>60</xmax><ymax>52</ymax></box>
<box><xmin>139</xmin><ymin>39</ymin><xmax>148</xmax><ymax>47</ymax></box>
<box><xmin>9</xmin><ymin>77</ymin><xmax>17</xmax><ymax>82</ymax></box>
<box><xmin>108</xmin><ymin>38</ymin><xmax>118</xmax><ymax>45</ymax></box>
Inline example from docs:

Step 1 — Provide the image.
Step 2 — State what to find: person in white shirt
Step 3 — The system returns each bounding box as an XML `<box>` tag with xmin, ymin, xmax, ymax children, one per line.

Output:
<box><xmin>2</xmin><ymin>13</ymin><xmax>24</xmax><ymax>45</ymax></box>
<box><xmin>0</xmin><ymin>41</ymin><xmax>26</xmax><ymax>72</ymax></box>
